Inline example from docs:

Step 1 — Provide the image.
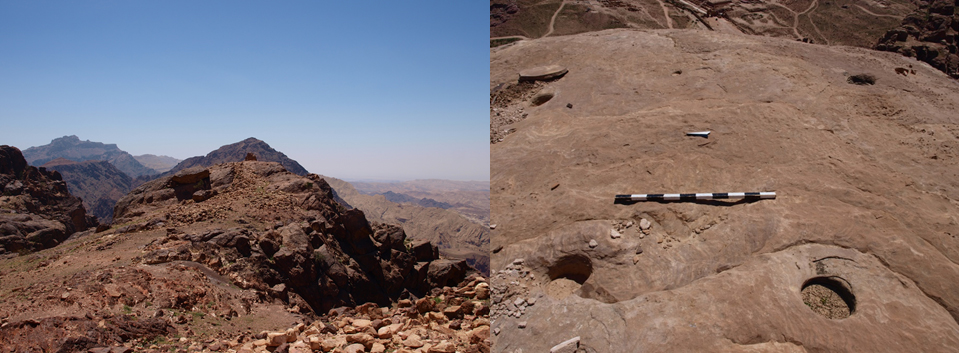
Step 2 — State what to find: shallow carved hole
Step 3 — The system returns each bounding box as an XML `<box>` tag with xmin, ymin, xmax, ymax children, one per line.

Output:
<box><xmin>801</xmin><ymin>276</ymin><xmax>856</xmax><ymax>319</ymax></box>
<box><xmin>531</xmin><ymin>93</ymin><xmax>554</xmax><ymax>106</ymax></box>
<box><xmin>545</xmin><ymin>254</ymin><xmax>593</xmax><ymax>300</ymax></box>
<box><xmin>847</xmin><ymin>74</ymin><xmax>876</xmax><ymax>85</ymax></box>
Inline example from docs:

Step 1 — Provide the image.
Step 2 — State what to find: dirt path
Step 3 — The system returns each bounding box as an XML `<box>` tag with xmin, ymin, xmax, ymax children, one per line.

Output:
<box><xmin>491</xmin><ymin>35</ymin><xmax>530</xmax><ymax>41</ymax></box>
<box><xmin>543</xmin><ymin>0</ymin><xmax>567</xmax><ymax>37</ymax></box>
<box><xmin>854</xmin><ymin>4</ymin><xmax>903</xmax><ymax>19</ymax></box>
<box><xmin>657</xmin><ymin>0</ymin><xmax>674</xmax><ymax>29</ymax></box>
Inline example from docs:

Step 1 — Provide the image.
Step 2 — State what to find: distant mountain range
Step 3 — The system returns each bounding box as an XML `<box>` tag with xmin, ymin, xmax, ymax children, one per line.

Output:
<box><xmin>22</xmin><ymin>135</ymin><xmax>160</xmax><ymax>177</ymax></box>
<box><xmin>132</xmin><ymin>154</ymin><xmax>180</xmax><ymax>173</ymax></box>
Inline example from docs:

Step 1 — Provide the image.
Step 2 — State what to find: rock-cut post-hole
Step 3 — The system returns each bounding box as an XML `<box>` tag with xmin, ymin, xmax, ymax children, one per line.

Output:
<box><xmin>531</xmin><ymin>92</ymin><xmax>554</xmax><ymax>106</ymax></box>
<box><xmin>547</xmin><ymin>254</ymin><xmax>592</xmax><ymax>284</ymax></box>
<box><xmin>801</xmin><ymin>276</ymin><xmax>856</xmax><ymax>319</ymax></box>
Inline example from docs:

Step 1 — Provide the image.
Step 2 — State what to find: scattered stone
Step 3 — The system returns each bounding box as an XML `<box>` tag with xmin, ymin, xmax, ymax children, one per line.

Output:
<box><xmin>518</xmin><ymin>321</ymin><xmax>528</xmax><ymax>329</ymax></box>
<box><xmin>610</xmin><ymin>229</ymin><xmax>622</xmax><ymax>239</ymax></box>
<box><xmin>588</xmin><ymin>239</ymin><xmax>598</xmax><ymax>248</ymax></box>
<box><xmin>519</xmin><ymin>65</ymin><xmax>568</xmax><ymax>82</ymax></box>
<box><xmin>640</xmin><ymin>218</ymin><xmax>651</xmax><ymax>230</ymax></box>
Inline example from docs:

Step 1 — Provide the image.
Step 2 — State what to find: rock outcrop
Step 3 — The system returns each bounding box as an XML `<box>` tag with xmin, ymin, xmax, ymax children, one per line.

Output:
<box><xmin>322</xmin><ymin>176</ymin><xmax>490</xmax><ymax>275</ymax></box>
<box><xmin>876</xmin><ymin>0</ymin><xmax>959</xmax><ymax>78</ymax></box>
<box><xmin>115</xmin><ymin>160</ymin><xmax>473</xmax><ymax>313</ymax></box>
<box><xmin>491</xmin><ymin>29</ymin><xmax>959</xmax><ymax>352</ymax></box>
<box><xmin>0</xmin><ymin>146</ymin><xmax>97</xmax><ymax>256</ymax></box>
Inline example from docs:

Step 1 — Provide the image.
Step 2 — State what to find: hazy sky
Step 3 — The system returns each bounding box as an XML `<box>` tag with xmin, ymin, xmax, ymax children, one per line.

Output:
<box><xmin>0</xmin><ymin>1</ymin><xmax>488</xmax><ymax>181</ymax></box>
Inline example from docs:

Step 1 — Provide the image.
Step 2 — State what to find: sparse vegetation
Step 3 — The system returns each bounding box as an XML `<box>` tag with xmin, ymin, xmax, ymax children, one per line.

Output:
<box><xmin>491</xmin><ymin>38</ymin><xmax>521</xmax><ymax>47</ymax></box>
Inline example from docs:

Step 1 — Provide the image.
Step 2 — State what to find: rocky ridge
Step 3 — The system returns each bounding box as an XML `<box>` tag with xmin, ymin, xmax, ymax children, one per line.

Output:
<box><xmin>0</xmin><ymin>159</ymin><xmax>478</xmax><ymax>352</ymax></box>
<box><xmin>0</xmin><ymin>145</ymin><xmax>97</xmax><ymax>256</ymax></box>
<box><xmin>165</xmin><ymin>138</ymin><xmax>309</xmax><ymax>177</ymax></box>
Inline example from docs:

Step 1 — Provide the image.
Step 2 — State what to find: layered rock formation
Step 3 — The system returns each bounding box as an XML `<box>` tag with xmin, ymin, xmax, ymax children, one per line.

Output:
<box><xmin>0</xmin><ymin>146</ymin><xmax>97</xmax><ymax>256</ymax></box>
<box><xmin>22</xmin><ymin>135</ymin><xmax>158</xmax><ymax>177</ymax></box>
<box><xmin>876</xmin><ymin>0</ymin><xmax>959</xmax><ymax>78</ymax></box>
<box><xmin>41</xmin><ymin>158</ymin><xmax>133</xmax><ymax>223</ymax></box>
<box><xmin>165</xmin><ymin>137</ymin><xmax>309</xmax><ymax>177</ymax></box>
<box><xmin>491</xmin><ymin>29</ymin><xmax>959</xmax><ymax>352</ymax></box>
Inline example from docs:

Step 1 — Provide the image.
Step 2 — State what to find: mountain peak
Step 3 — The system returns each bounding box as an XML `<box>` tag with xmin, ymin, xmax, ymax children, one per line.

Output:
<box><xmin>166</xmin><ymin>138</ymin><xmax>308</xmax><ymax>176</ymax></box>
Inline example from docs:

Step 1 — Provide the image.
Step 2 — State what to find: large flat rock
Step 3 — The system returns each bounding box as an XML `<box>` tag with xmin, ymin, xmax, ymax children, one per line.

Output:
<box><xmin>490</xmin><ymin>29</ymin><xmax>959</xmax><ymax>352</ymax></box>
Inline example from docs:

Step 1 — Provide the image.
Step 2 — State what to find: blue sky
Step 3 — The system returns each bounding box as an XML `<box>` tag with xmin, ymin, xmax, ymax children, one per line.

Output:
<box><xmin>0</xmin><ymin>1</ymin><xmax>489</xmax><ymax>181</ymax></box>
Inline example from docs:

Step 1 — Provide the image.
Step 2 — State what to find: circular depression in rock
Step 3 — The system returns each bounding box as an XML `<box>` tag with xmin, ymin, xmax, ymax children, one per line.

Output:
<box><xmin>801</xmin><ymin>276</ymin><xmax>856</xmax><ymax>319</ymax></box>
<box><xmin>545</xmin><ymin>254</ymin><xmax>593</xmax><ymax>299</ymax></box>
<box><xmin>531</xmin><ymin>92</ymin><xmax>554</xmax><ymax>106</ymax></box>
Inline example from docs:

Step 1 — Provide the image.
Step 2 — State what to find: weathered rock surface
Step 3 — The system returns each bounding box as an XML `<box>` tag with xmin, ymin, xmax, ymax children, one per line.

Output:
<box><xmin>0</xmin><ymin>146</ymin><xmax>97</xmax><ymax>256</ymax></box>
<box><xmin>491</xmin><ymin>29</ymin><xmax>959</xmax><ymax>352</ymax></box>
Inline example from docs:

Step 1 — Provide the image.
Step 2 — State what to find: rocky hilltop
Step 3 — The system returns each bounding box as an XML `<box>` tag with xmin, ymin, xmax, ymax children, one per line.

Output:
<box><xmin>166</xmin><ymin>138</ymin><xmax>309</xmax><ymax>177</ymax></box>
<box><xmin>0</xmin><ymin>159</ymin><xmax>485</xmax><ymax>352</ymax></box>
<box><xmin>491</xmin><ymin>29</ymin><xmax>959</xmax><ymax>352</ymax></box>
<box><xmin>23</xmin><ymin>135</ymin><xmax>157</xmax><ymax>177</ymax></box>
<box><xmin>0</xmin><ymin>146</ymin><xmax>97</xmax><ymax>256</ymax></box>
<box><xmin>42</xmin><ymin>158</ymin><xmax>133</xmax><ymax>223</ymax></box>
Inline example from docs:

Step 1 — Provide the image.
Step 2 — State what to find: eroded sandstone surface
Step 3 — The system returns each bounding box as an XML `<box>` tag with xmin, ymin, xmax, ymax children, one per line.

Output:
<box><xmin>491</xmin><ymin>29</ymin><xmax>959</xmax><ymax>352</ymax></box>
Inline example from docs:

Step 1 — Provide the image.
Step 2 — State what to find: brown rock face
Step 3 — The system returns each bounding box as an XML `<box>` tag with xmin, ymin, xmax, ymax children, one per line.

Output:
<box><xmin>0</xmin><ymin>145</ymin><xmax>96</xmax><ymax>256</ymax></box>
<box><xmin>876</xmin><ymin>0</ymin><xmax>959</xmax><ymax>78</ymax></box>
<box><xmin>491</xmin><ymin>29</ymin><xmax>959</xmax><ymax>352</ymax></box>
<box><xmin>115</xmin><ymin>160</ymin><xmax>474</xmax><ymax>313</ymax></box>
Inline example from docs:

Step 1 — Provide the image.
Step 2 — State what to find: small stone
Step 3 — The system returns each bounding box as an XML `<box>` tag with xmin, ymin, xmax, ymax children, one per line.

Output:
<box><xmin>404</xmin><ymin>334</ymin><xmax>424</xmax><ymax>348</ymax></box>
<box><xmin>371</xmin><ymin>342</ymin><xmax>386</xmax><ymax>353</ymax></box>
<box><xmin>633</xmin><ymin>255</ymin><xmax>642</xmax><ymax>264</ymax></box>
<box><xmin>588</xmin><ymin>239</ymin><xmax>598</xmax><ymax>248</ymax></box>
<box><xmin>470</xmin><ymin>326</ymin><xmax>491</xmax><ymax>344</ymax></box>
<box><xmin>518</xmin><ymin>321</ymin><xmax>527</xmax><ymax>328</ymax></box>
<box><xmin>527</xmin><ymin>297</ymin><xmax>536</xmax><ymax>306</ymax></box>
<box><xmin>428</xmin><ymin>341</ymin><xmax>456</xmax><ymax>353</ymax></box>
<box><xmin>490</xmin><ymin>224</ymin><xmax>497</xmax><ymax>229</ymax></box>
<box><xmin>398</xmin><ymin>299</ymin><xmax>412</xmax><ymax>308</ymax></box>
<box><xmin>344</xmin><ymin>343</ymin><xmax>365</xmax><ymax>353</ymax></box>
<box><xmin>566</xmin><ymin>103</ymin><xmax>573</xmax><ymax>109</ymax></box>
<box><xmin>640</xmin><ymin>218</ymin><xmax>651</xmax><ymax>230</ymax></box>
<box><xmin>513</xmin><ymin>297</ymin><xmax>525</xmax><ymax>306</ymax></box>
<box><xmin>494</xmin><ymin>327</ymin><xmax>501</xmax><ymax>335</ymax></box>
<box><xmin>610</xmin><ymin>229</ymin><xmax>621</xmax><ymax>239</ymax></box>
<box><xmin>512</xmin><ymin>258</ymin><xmax>524</xmax><ymax>265</ymax></box>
